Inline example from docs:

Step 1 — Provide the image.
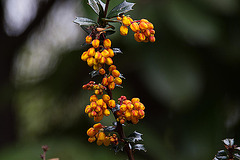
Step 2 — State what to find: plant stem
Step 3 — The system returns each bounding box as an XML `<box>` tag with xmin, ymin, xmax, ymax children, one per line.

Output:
<box><xmin>104</xmin><ymin>0</ymin><xmax>110</xmax><ymax>18</ymax></box>
<box><xmin>106</xmin><ymin>89</ymin><xmax>135</xmax><ymax>160</ymax></box>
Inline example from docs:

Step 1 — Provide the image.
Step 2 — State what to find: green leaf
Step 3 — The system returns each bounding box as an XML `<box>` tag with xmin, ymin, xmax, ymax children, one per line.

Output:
<box><xmin>88</xmin><ymin>0</ymin><xmax>106</xmax><ymax>15</ymax></box>
<box><xmin>133</xmin><ymin>144</ymin><xmax>147</xmax><ymax>152</ymax></box>
<box><xmin>104</xmin><ymin>126</ymin><xmax>116</xmax><ymax>132</ymax></box>
<box><xmin>74</xmin><ymin>17</ymin><xmax>97</xmax><ymax>26</ymax></box>
<box><xmin>112</xmin><ymin>142</ymin><xmax>124</xmax><ymax>153</ymax></box>
<box><xmin>112</xmin><ymin>48</ymin><xmax>123</xmax><ymax>54</ymax></box>
<box><xmin>214</xmin><ymin>150</ymin><xmax>228</xmax><ymax>160</ymax></box>
<box><xmin>107</xmin><ymin>0</ymin><xmax>135</xmax><ymax>18</ymax></box>
<box><xmin>89</xmin><ymin>70</ymin><xmax>99</xmax><ymax>78</ymax></box>
<box><xmin>125</xmin><ymin>131</ymin><xmax>143</xmax><ymax>143</ymax></box>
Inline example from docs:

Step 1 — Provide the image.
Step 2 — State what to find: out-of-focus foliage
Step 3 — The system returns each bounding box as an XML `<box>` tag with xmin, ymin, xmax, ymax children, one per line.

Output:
<box><xmin>1</xmin><ymin>0</ymin><xmax>240</xmax><ymax>160</ymax></box>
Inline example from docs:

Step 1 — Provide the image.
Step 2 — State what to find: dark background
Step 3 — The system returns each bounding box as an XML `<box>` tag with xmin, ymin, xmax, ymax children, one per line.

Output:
<box><xmin>1</xmin><ymin>0</ymin><xmax>240</xmax><ymax>159</ymax></box>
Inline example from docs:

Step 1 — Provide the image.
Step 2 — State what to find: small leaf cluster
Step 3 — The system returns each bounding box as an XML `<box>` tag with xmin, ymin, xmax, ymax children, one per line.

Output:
<box><xmin>213</xmin><ymin>138</ymin><xmax>240</xmax><ymax>160</ymax></box>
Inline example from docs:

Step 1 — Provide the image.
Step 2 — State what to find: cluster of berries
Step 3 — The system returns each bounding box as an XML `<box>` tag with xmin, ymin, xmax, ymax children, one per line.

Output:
<box><xmin>81</xmin><ymin>38</ymin><xmax>114</xmax><ymax>70</ymax></box>
<box><xmin>118</xmin><ymin>15</ymin><xmax>156</xmax><ymax>43</ymax></box>
<box><xmin>102</xmin><ymin>65</ymin><xmax>123</xmax><ymax>90</ymax></box>
<box><xmin>115</xmin><ymin>96</ymin><xmax>145</xmax><ymax>124</ymax></box>
<box><xmin>85</xmin><ymin>94</ymin><xmax>116</xmax><ymax>122</ymax></box>
<box><xmin>87</xmin><ymin>123</ymin><xmax>119</xmax><ymax>146</ymax></box>
<box><xmin>82</xmin><ymin>81</ymin><xmax>106</xmax><ymax>95</ymax></box>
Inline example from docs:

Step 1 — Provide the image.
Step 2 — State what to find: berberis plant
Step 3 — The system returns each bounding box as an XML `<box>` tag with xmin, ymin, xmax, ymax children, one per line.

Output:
<box><xmin>74</xmin><ymin>0</ymin><xmax>155</xmax><ymax>159</ymax></box>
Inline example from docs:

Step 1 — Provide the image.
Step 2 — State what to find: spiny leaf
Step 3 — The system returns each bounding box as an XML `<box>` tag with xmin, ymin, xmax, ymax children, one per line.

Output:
<box><xmin>112</xmin><ymin>104</ymin><xmax>120</xmax><ymax>113</ymax></box>
<box><xmin>112</xmin><ymin>142</ymin><xmax>124</xmax><ymax>153</ymax></box>
<box><xmin>213</xmin><ymin>150</ymin><xmax>228</xmax><ymax>160</ymax></box>
<box><xmin>88</xmin><ymin>0</ymin><xmax>105</xmax><ymax>15</ymax></box>
<box><xmin>235</xmin><ymin>153</ymin><xmax>240</xmax><ymax>159</ymax></box>
<box><xmin>112</xmin><ymin>48</ymin><xmax>123</xmax><ymax>54</ymax></box>
<box><xmin>222</xmin><ymin>138</ymin><xmax>234</xmax><ymax>147</ymax></box>
<box><xmin>89</xmin><ymin>70</ymin><xmax>99</xmax><ymax>78</ymax></box>
<box><xmin>74</xmin><ymin>17</ymin><xmax>97</xmax><ymax>26</ymax></box>
<box><xmin>104</xmin><ymin>126</ymin><xmax>116</xmax><ymax>132</ymax></box>
<box><xmin>126</xmin><ymin>131</ymin><xmax>143</xmax><ymax>143</ymax></box>
<box><xmin>116</xmin><ymin>84</ymin><xmax>123</xmax><ymax>88</ymax></box>
<box><xmin>107</xmin><ymin>0</ymin><xmax>135</xmax><ymax>18</ymax></box>
<box><xmin>133</xmin><ymin>144</ymin><xmax>147</xmax><ymax>152</ymax></box>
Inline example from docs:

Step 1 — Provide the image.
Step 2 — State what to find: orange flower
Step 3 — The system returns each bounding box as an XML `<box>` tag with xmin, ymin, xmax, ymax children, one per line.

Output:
<box><xmin>120</xmin><ymin>25</ymin><xmax>128</xmax><ymax>36</ymax></box>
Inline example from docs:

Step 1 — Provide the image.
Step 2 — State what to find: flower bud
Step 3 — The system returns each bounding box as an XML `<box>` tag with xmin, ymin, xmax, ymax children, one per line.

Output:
<box><xmin>122</xmin><ymin>16</ymin><xmax>131</xmax><ymax>26</ymax></box>
<box><xmin>99</xmin><ymin>68</ymin><xmax>105</xmax><ymax>75</ymax></box>
<box><xmin>107</xmin><ymin>75</ymin><xmax>114</xmax><ymax>83</ymax></box>
<box><xmin>88</xmin><ymin>136</ymin><xmax>96</xmax><ymax>143</ymax></box>
<box><xmin>91</xmin><ymin>110</ymin><xmax>97</xmax><ymax>117</ymax></box>
<box><xmin>103</xmin><ymin>136</ymin><xmax>110</xmax><ymax>146</ymax></box>
<box><xmin>93</xmin><ymin>123</ymin><xmax>103</xmax><ymax>130</ymax></box>
<box><xmin>147</xmin><ymin>22</ymin><xmax>154</xmax><ymax>30</ymax></box>
<box><xmin>125</xmin><ymin>110</ymin><xmax>132</xmax><ymax>121</ymax></box>
<box><xmin>92</xmin><ymin>39</ymin><xmax>100</xmax><ymax>48</ymax></box>
<box><xmin>138</xmin><ymin>33</ymin><xmax>146</xmax><ymax>41</ymax></box>
<box><xmin>150</xmin><ymin>29</ymin><xmax>155</xmax><ymax>34</ymax></box>
<box><xmin>81</xmin><ymin>51</ymin><xmax>89</xmax><ymax>61</ymax></box>
<box><xmin>98</xmin><ymin>132</ymin><xmax>106</xmax><ymax>141</ymax></box>
<box><xmin>103</xmin><ymin>39</ymin><xmax>111</xmax><ymax>48</ymax></box>
<box><xmin>90</xmin><ymin>102</ymin><xmax>97</xmax><ymax>109</ymax></box>
<box><xmin>139</xmin><ymin>103</ymin><xmax>145</xmax><ymax>110</ymax></box>
<box><xmin>132</xmin><ymin>110</ymin><xmax>139</xmax><ymax>117</ymax></box>
<box><xmin>114</xmin><ymin>77</ymin><xmax>122</xmax><ymax>85</ymax></box>
<box><xmin>108</xmin><ymin>99</ymin><xmax>116</xmax><ymax>108</ymax></box>
<box><xmin>90</xmin><ymin>95</ymin><xmax>98</xmax><ymax>102</ymax></box>
<box><xmin>120</xmin><ymin>119</ymin><xmax>125</xmax><ymax>124</ymax></box>
<box><xmin>102</xmin><ymin>77</ymin><xmax>108</xmax><ymax>86</ymax></box>
<box><xmin>95</xmin><ymin>106</ymin><xmax>102</xmax><ymax>112</ymax></box>
<box><xmin>127</xmin><ymin>103</ymin><xmax>134</xmax><ymax>110</ymax></box>
<box><xmin>107</xmin><ymin>48</ymin><xmax>115</xmax><ymax>57</ymax></box>
<box><xmin>140</xmin><ymin>19</ymin><xmax>149</xmax><ymax>23</ymax></box>
<box><xmin>117</xmin><ymin>16</ymin><xmax>122</xmax><ymax>21</ymax></box>
<box><xmin>109</xmin><ymin>65</ymin><xmax>117</xmax><ymax>72</ymax></box>
<box><xmin>106</xmin><ymin>57</ymin><xmax>113</xmax><ymax>65</ymax></box>
<box><xmin>101</xmin><ymin>49</ymin><xmax>110</xmax><ymax>58</ymax></box>
<box><xmin>139</xmin><ymin>22</ymin><xmax>148</xmax><ymax>30</ymax></box>
<box><xmin>120</xmin><ymin>104</ymin><xmax>127</xmax><ymax>112</ymax></box>
<box><xmin>133</xmin><ymin>101</ymin><xmax>141</xmax><ymax>110</ymax></box>
<box><xmin>131</xmin><ymin>98</ymin><xmax>140</xmax><ymax>104</ymax></box>
<box><xmin>149</xmin><ymin>35</ymin><xmax>156</xmax><ymax>43</ymax></box>
<box><xmin>143</xmin><ymin>29</ymin><xmax>151</xmax><ymax>37</ymax></box>
<box><xmin>102</xmin><ymin>94</ymin><xmax>110</xmax><ymax>103</ymax></box>
<box><xmin>94</xmin><ymin>114</ymin><xmax>103</xmax><ymax>122</ymax></box>
<box><xmin>88</xmin><ymin>47</ymin><xmax>96</xmax><ymax>57</ymax></box>
<box><xmin>96</xmin><ymin>139</ymin><xmax>103</xmax><ymax>146</ymax></box>
<box><xmin>85</xmin><ymin>105</ymin><xmax>92</xmax><ymax>113</ymax></box>
<box><xmin>94</xmin><ymin>51</ymin><xmax>102</xmax><ymax>60</ymax></box>
<box><xmin>87</xmin><ymin>127</ymin><xmax>96</xmax><ymax>137</ymax></box>
<box><xmin>103</xmin><ymin>109</ymin><xmax>110</xmax><ymax>116</ymax></box>
<box><xmin>87</xmin><ymin>57</ymin><xmax>94</xmax><ymax>67</ymax></box>
<box><xmin>99</xmin><ymin>57</ymin><xmax>106</xmax><ymax>64</ymax></box>
<box><xmin>96</xmin><ymin>99</ymin><xmax>104</xmax><ymax>106</ymax></box>
<box><xmin>131</xmin><ymin>116</ymin><xmax>139</xmax><ymax>124</ymax></box>
<box><xmin>85</xmin><ymin>35</ymin><xmax>92</xmax><ymax>44</ymax></box>
<box><xmin>138</xmin><ymin>109</ymin><xmax>145</xmax><ymax>117</ymax></box>
<box><xmin>120</xmin><ymin>25</ymin><xmax>128</xmax><ymax>36</ymax></box>
<box><xmin>134</xmin><ymin>33</ymin><xmax>141</xmax><ymax>42</ymax></box>
<box><xmin>130</xmin><ymin>22</ymin><xmax>140</xmax><ymax>32</ymax></box>
<box><xmin>112</xmin><ymin>69</ymin><xmax>120</xmax><ymax>77</ymax></box>
<box><xmin>94</xmin><ymin>89</ymin><xmax>100</xmax><ymax>95</ymax></box>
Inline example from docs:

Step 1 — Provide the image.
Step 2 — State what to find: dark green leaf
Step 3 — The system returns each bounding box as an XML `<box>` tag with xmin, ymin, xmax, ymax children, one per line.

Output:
<box><xmin>80</xmin><ymin>25</ymin><xmax>92</xmax><ymax>34</ymax></box>
<box><xmin>133</xmin><ymin>144</ymin><xmax>147</xmax><ymax>152</ymax></box>
<box><xmin>105</xmin><ymin>30</ymin><xmax>116</xmax><ymax>36</ymax></box>
<box><xmin>222</xmin><ymin>138</ymin><xmax>234</xmax><ymax>147</ymax></box>
<box><xmin>101</xmin><ymin>18</ymin><xmax>120</xmax><ymax>23</ymax></box>
<box><xmin>107</xmin><ymin>0</ymin><xmax>135</xmax><ymax>18</ymax></box>
<box><xmin>126</xmin><ymin>131</ymin><xmax>143</xmax><ymax>143</ymax></box>
<box><xmin>74</xmin><ymin>17</ymin><xmax>97</xmax><ymax>26</ymax></box>
<box><xmin>88</xmin><ymin>0</ymin><xmax>105</xmax><ymax>15</ymax></box>
<box><xmin>235</xmin><ymin>153</ymin><xmax>240</xmax><ymax>159</ymax></box>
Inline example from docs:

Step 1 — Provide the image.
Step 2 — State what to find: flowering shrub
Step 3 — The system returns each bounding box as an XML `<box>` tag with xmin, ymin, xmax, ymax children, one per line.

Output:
<box><xmin>74</xmin><ymin>0</ymin><xmax>155</xmax><ymax>159</ymax></box>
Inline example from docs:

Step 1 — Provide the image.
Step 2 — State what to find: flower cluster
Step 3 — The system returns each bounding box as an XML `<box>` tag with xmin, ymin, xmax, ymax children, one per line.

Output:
<box><xmin>118</xmin><ymin>15</ymin><xmax>156</xmax><ymax>43</ymax></box>
<box><xmin>82</xmin><ymin>81</ymin><xmax>107</xmax><ymax>95</ymax></box>
<box><xmin>81</xmin><ymin>38</ymin><xmax>114</xmax><ymax>70</ymax></box>
<box><xmin>102</xmin><ymin>65</ymin><xmax>123</xmax><ymax>90</ymax></box>
<box><xmin>115</xmin><ymin>96</ymin><xmax>145</xmax><ymax>124</ymax></box>
<box><xmin>87</xmin><ymin>123</ymin><xmax>119</xmax><ymax>146</ymax></box>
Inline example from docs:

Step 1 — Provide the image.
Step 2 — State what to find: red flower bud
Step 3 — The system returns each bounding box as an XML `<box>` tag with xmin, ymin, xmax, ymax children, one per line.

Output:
<box><xmin>85</xmin><ymin>35</ymin><xmax>92</xmax><ymax>44</ymax></box>
<box><xmin>81</xmin><ymin>51</ymin><xmax>89</xmax><ymax>61</ymax></box>
<box><xmin>92</xmin><ymin>39</ymin><xmax>100</xmax><ymax>48</ymax></box>
<box><xmin>130</xmin><ymin>22</ymin><xmax>140</xmax><ymax>32</ymax></box>
<box><xmin>112</xmin><ymin>69</ymin><xmax>120</xmax><ymax>77</ymax></box>
<box><xmin>103</xmin><ymin>39</ymin><xmax>111</xmax><ymax>48</ymax></box>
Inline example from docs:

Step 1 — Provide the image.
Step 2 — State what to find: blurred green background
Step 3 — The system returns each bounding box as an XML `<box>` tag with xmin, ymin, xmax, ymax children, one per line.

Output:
<box><xmin>1</xmin><ymin>0</ymin><xmax>240</xmax><ymax>159</ymax></box>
